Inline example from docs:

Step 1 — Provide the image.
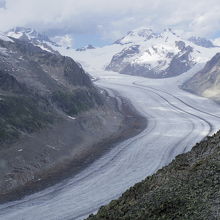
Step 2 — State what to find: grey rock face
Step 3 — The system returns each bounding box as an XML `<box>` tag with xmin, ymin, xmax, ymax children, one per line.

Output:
<box><xmin>165</xmin><ymin>42</ymin><xmax>195</xmax><ymax>77</ymax></box>
<box><xmin>106</xmin><ymin>45</ymin><xmax>140</xmax><ymax>73</ymax></box>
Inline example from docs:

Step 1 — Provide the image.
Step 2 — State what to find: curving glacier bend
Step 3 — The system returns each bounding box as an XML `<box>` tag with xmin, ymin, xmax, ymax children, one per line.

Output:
<box><xmin>1</xmin><ymin>51</ymin><xmax>220</xmax><ymax>220</ymax></box>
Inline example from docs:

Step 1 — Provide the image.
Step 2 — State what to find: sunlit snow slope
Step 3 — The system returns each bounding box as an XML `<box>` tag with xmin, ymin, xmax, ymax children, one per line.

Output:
<box><xmin>1</xmin><ymin>42</ymin><xmax>220</xmax><ymax>220</ymax></box>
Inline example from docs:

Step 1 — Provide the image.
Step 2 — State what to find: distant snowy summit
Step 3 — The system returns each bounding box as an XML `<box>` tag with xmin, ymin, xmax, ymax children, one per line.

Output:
<box><xmin>76</xmin><ymin>44</ymin><xmax>96</xmax><ymax>51</ymax></box>
<box><xmin>188</xmin><ymin>36</ymin><xmax>216</xmax><ymax>48</ymax></box>
<box><xmin>6</xmin><ymin>27</ymin><xmax>59</xmax><ymax>53</ymax></box>
<box><xmin>7</xmin><ymin>27</ymin><xmax>53</xmax><ymax>44</ymax></box>
<box><xmin>114</xmin><ymin>28</ymin><xmax>160</xmax><ymax>45</ymax></box>
<box><xmin>106</xmin><ymin>27</ymin><xmax>220</xmax><ymax>78</ymax></box>
<box><xmin>5</xmin><ymin>27</ymin><xmax>96</xmax><ymax>53</ymax></box>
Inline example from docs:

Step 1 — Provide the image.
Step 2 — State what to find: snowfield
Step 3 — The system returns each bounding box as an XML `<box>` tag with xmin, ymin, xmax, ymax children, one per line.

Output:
<box><xmin>1</xmin><ymin>43</ymin><xmax>220</xmax><ymax>220</ymax></box>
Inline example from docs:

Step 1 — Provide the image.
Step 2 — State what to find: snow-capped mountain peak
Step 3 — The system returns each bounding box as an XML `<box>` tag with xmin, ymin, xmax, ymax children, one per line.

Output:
<box><xmin>115</xmin><ymin>27</ymin><xmax>159</xmax><ymax>45</ymax></box>
<box><xmin>6</xmin><ymin>27</ymin><xmax>58</xmax><ymax>53</ymax></box>
<box><xmin>7</xmin><ymin>27</ymin><xmax>53</xmax><ymax>43</ymax></box>
<box><xmin>161</xmin><ymin>28</ymin><xmax>179</xmax><ymax>39</ymax></box>
<box><xmin>131</xmin><ymin>27</ymin><xmax>155</xmax><ymax>38</ymax></box>
<box><xmin>105</xmin><ymin>27</ymin><xmax>220</xmax><ymax>78</ymax></box>
<box><xmin>6</xmin><ymin>26</ymin><xmax>220</xmax><ymax>80</ymax></box>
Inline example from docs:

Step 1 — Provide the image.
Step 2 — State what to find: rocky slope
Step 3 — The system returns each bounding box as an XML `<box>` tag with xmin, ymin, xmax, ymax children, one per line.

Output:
<box><xmin>0</xmin><ymin>34</ymin><xmax>101</xmax><ymax>144</ymax></box>
<box><xmin>88</xmin><ymin>130</ymin><xmax>220</xmax><ymax>220</ymax></box>
<box><xmin>183</xmin><ymin>53</ymin><xmax>220</xmax><ymax>102</ymax></box>
<box><xmin>0</xmin><ymin>33</ymin><xmax>146</xmax><ymax>202</ymax></box>
<box><xmin>106</xmin><ymin>28</ymin><xmax>220</xmax><ymax>78</ymax></box>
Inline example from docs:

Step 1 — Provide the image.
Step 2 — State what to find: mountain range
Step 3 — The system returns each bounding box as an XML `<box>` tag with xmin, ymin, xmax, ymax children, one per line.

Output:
<box><xmin>6</xmin><ymin>26</ymin><xmax>220</xmax><ymax>101</ymax></box>
<box><xmin>106</xmin><ymin>28</ymin><xmax>220</xmax><ymax>78</ymax></box>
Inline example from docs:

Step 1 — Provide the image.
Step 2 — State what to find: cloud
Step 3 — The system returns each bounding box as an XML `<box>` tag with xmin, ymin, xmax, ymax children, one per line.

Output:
<box><xmin>52</xmin><ymin>34</ymin><xmax>73</xmax><ymax>48</ymax></box>
<box><xmin>0</xmin><ymin>0</ymin><xmax>220</xmax><ymax>42</ymax></box>
<box><xmin>213</xmin><ymin>38</ymin><xmax>220</xmax><ymax>46</ymax></box>
<box><xmin>0</xmin><ymin>0</ymin><xmax>5</xmax><ymax>8</ymax></box>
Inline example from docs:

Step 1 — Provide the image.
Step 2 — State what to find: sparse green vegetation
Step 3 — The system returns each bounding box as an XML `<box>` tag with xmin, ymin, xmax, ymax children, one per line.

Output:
<box><xmin>0</xmin><ymin>94</ymin><xmax>54</xmax><ymax>145</ymax></box>
<box><xmin>51</xmin><ymin>89</ymin><xmax>103</xmax><ymax>116</ymax></box>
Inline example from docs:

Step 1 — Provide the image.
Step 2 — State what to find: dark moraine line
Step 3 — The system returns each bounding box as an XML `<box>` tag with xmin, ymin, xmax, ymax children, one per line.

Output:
<box><xmin>133</xmin><ymin>82</ymin><xmax>220</xmax><ymax>119</ymax></box>
<box><xmin>129</xmin><ymin>82</ymin><xmax>214</xmax><ymax>136</ymax></box>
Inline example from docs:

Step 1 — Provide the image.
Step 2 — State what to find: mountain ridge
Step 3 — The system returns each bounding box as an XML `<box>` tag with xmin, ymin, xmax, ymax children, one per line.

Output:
<box><xmin>0</xmin><ymin>32</ymin><xmax>146</xmax><ymax>202</ymax></box>
<box><xmin>106</xmin><ymin>28</ymin><xmax>220</xmax><ymax>78</ymax></box>
<box><xmin>183</xmin><ymin>52</ymin><xmax>220</xmax><ymax>101</ymax></box>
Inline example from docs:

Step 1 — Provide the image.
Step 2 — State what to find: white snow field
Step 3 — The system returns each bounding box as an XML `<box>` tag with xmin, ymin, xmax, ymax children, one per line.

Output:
<box><xmin>1</xmin><ymin>45</ymin><xmax>220</xmax><ymax>220</ymax></box>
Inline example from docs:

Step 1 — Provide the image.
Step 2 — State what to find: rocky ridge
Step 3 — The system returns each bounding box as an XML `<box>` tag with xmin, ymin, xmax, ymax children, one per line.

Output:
<box><xmin>88</xmin><ymin>130</ymin><xmax>220</xmax><ymax>220</ymax></box>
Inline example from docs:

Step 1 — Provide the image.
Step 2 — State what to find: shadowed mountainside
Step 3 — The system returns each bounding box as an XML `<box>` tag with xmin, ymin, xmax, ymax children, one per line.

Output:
<box><xmin>183</xmin><ymin>53</ymin><xmax>220</xmax><ymax>103</ymax></box>
<box><xmin>0</xmin><ymin>36</ymin><xmax>146</xmax><ymax>202</ymax></box>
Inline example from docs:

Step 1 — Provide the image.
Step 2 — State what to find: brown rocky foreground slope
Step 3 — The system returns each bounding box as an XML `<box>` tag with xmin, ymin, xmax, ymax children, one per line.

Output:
<box><xmin>88</xmin><ymin>131</ymin><xmax>220</xmax><ymax>220</ymax></box>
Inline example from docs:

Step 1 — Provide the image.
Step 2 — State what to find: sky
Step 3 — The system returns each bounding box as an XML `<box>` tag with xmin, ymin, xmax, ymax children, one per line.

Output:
<box><xmin>0</xmin><ymin>0</ymin><xmax>220</xmax><ymax>47</ymax></box>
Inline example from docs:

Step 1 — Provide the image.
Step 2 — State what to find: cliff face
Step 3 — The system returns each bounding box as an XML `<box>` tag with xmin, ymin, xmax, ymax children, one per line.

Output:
<box><xmin>183</xmin><ymin>53</ymin><xmax>220</xmax><ymax>102</ymax></box>
<box><xmin>88</xmin><ymin>131</ymin><xmax>220</xmax><ymax>220</ymax></box>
